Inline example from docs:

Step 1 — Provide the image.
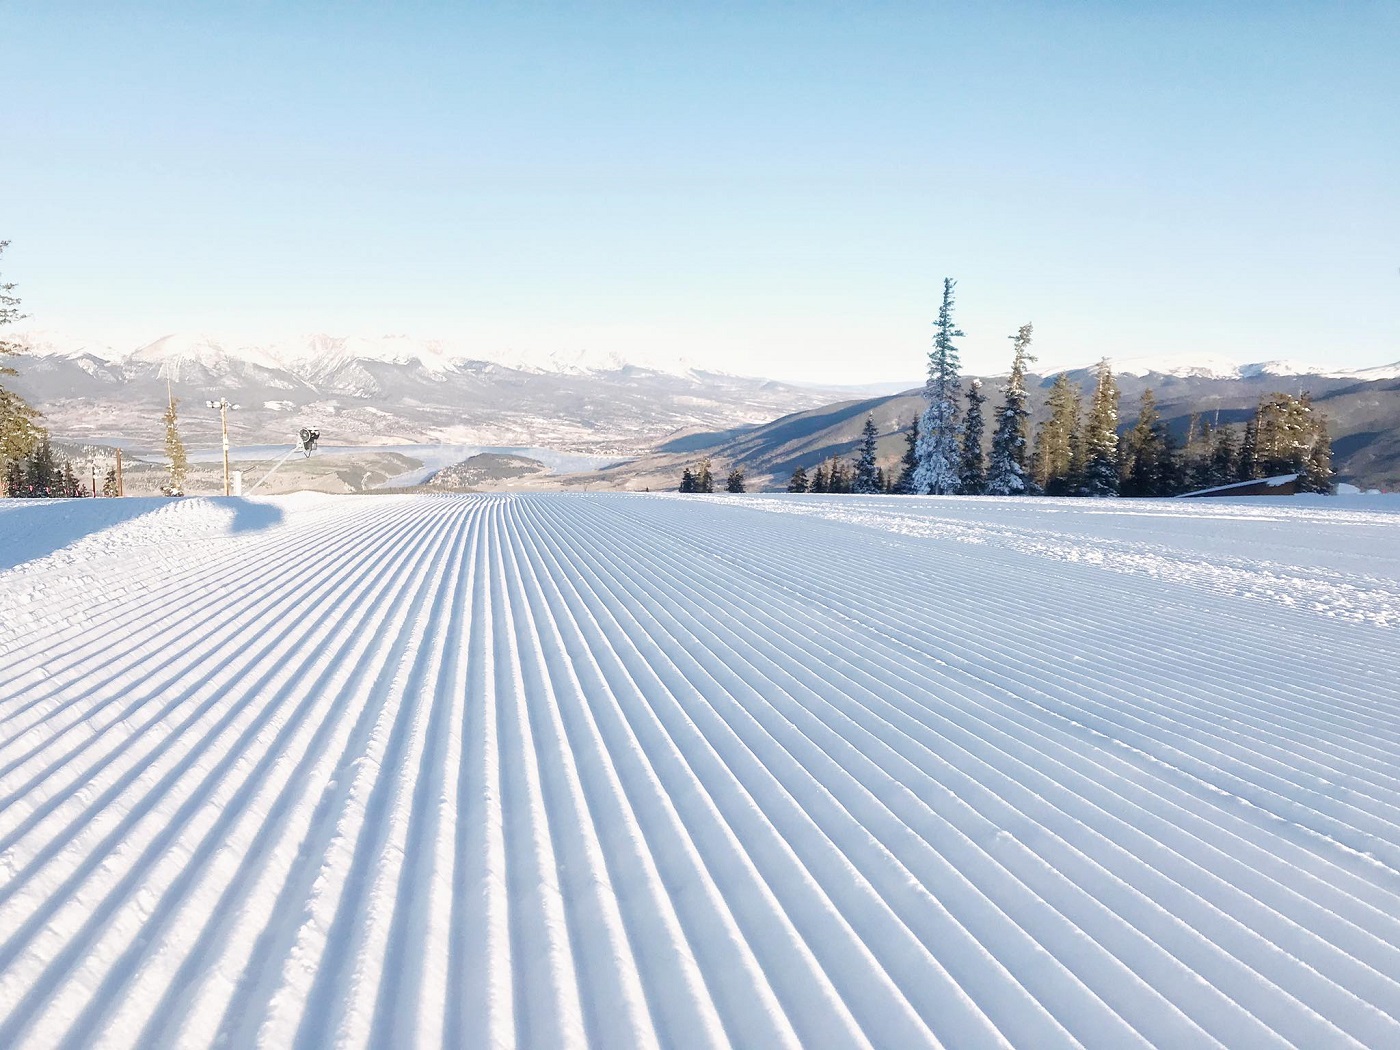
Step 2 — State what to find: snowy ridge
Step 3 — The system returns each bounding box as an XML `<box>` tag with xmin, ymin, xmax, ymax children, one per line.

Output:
<box><xmin>1</xmin><ymin>494</ymin><xmax>1399</xmax><ymax>1047</ymax></box>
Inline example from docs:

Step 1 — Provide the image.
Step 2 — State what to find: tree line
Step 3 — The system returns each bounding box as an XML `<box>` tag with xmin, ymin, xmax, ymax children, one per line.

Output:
<box><xmin>681</xmin><ymin>278</ymin><xmax>1335</xmax><ymax>497</ymax></box>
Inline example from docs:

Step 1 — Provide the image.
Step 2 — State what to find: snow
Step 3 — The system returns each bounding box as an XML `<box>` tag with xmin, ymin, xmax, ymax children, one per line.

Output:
<box><xmin>1</xmin><ymin>492</ymin><xmax>1399</xmax><ymax>1048</ymax></box>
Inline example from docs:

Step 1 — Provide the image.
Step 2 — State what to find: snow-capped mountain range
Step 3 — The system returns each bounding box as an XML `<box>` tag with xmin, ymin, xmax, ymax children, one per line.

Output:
<box><xmin>1108</xmin><ymin>355</ymin><xmax>1400</xmax><ymax>382</ymax></box>
<box><xmin>5</xmin><ymin>330</ymin><xmax>851</xmax><ymax>452</ymax></box>
<box><xmin>15</xmin><ymin>330</ymin><xmax>696</xmax><ymax>380</ymax></box>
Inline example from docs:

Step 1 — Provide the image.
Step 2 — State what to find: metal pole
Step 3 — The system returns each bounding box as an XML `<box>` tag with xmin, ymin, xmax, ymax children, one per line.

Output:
<box><xmin>221</xmin><ymin>401</ymin><xmax>231</xmax><ymax>496</ymax></box>
<box><xmin>116</xmin><ymin>449</ymin><xmax>124</xmax><ymax>496</ymax></box>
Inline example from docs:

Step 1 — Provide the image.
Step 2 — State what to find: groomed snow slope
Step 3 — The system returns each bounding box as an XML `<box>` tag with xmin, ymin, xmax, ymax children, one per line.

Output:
<box><xmin>1</xmin><ymin>493</ymin><xmax>1399</xmax><ymax>1049</ymax></box>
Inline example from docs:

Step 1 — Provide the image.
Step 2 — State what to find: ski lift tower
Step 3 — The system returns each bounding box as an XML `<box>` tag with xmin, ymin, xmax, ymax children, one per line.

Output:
<box><xmin>206</xmin><ymin>397</ymin><xmax>239</xmax><ymax>495</ymax></box>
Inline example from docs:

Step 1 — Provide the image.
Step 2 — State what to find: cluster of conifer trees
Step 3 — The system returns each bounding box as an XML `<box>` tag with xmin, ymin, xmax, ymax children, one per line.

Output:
<box><xmin>678</xmin><ymin>458</ymin><xmax>746</xmax><ymax>494</ymax></box>
<box><xmin>743</xmin><ymin>277</ymin><xmax>1335</xmax><ymax>498</ymax></box>
<box><xmin>2</xmin><ymin>436</ymin><xmax>104</xmax><ymax>498</ymax></box>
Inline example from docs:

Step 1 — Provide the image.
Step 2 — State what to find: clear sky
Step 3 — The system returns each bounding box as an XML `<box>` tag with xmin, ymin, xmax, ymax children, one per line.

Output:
<box><xmin>3</xmin><ymin>1</ymin><xmax>1397</xmax><ymax>382</ymax></box>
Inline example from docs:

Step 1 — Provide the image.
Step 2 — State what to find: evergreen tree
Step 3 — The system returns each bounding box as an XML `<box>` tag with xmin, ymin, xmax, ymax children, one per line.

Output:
<box><xmin>1299</xmin><ymin>415</ymin><xmax>1335</xmax><ymax>494</ymax></box>
<box><xmin>1238</xmin><ymin>414</ymin><xmax>1259</xmax><ymax>481</ymax></box>
<box><xmin>1078</xmin><ymin>358</ymin><xmax>1120</xmax><ymax>496</ymax></box>
<box><xmin>163</xmin><ymin>385</ymin><xmax>189</xmax><ymax>495</ymax></box>
<box><xmin>1034</xmin><ymin>373</ymin><xmax>1081</xmax><ymax>495</ymax></box>
<box><xmin>696</xmin><ymin>458</ymin><xmax>715</xmax><ymax>493</ymax></box>
<box><xmin>1237</xmin><ymin>392</ymin><xmax>1334</xmax><ymax>492</ymax></box>
<box><xmin>1157</xmin><ymin>427</ymin><xmax>1186</xmax><ymax>496</ymax></box>
<box><xmin>810</xmin><ymin>463</ymin><xmax>829</xmax><ymax>493</ymax></box>
<box><xmin>894</xmin><ymin>415</ymin><xmax>919</xmax><ymax>494</ymax></box>
<box><xmin>1208</xmin><ymin>425</ymin><xmax>1238</xmax><ymax>487</ymax></box>
<box><xmin>725</xmin><ymin>467</ymin><xmax>746</xmax><ymax>493</ymax></box>
<box><xmin>1182</xmin><ymin>413</ymin><xmax>1212</xmax><ymax>490</ymax></box>
<box><xmin>0</xmin><ymin>241</ymin><xmax>24</xmax><ymax>369</ymax></box>
<box><xmin>853</xmin><ymin>414</ymin><xmax>881</xmax><ymax>494</ymax></box>
<box><xmin>1249</xmin><ymin>392</ymin><xmax>1324</xmax><ymax>481</ymax></box>
<box><xmin>102</xmin><ymin>467</ymin><xmax>119</xmax><ymax>497</ymax></box>
<box><xmin>0</xmin><ymin>242</ymin><xmax>44</xmax><ymax>482</ymax></box>
<box><xmin>3</xmin><ymin>457</ymin><xmax>23</xmax><ymax>497</ymax></box>
<box><xmin>24</xmin><ymin>436</ymin><xmax>59</xmax><ymax>497</ymax></box>
<box><xmin>985</xmin><ymin>323</ymin><xmax>1038</xmax><ymax>495</ymax></box>
<box><xmin>787</xmin><ymin>466</ymin><xmax>809</xmax><ymax>493</ymax></box>
<box><xmin>678</xmin><ymin>467</ymin><xmax>696</xmax><ymax>493</ymax></box>
<box><xmin>1120</xmin><ymin>388</ymin><xmax>1167</xmax><ymax>497</ymax></box>
<box><xmin>912</xmin><ymin>278</ymin><xmax>964</xmax><ymax>494</ymax></box>
<box><xmin>877</xmin><ymin>466</ymin><xmax>889</xmax><ymax>492</ymax></box>
<box><xmin>827</xmin><ymin>457</ymin><xmax>851</xmax><ymax>494</ymax></box>
<box><xmin>60</xmin><ymin>460</ymin><xmax>81</xmax><ymax>497</ymax></box>
<box><xmin>958</xmin><ymin>379</ymin><xmax>987</xmax><ymax>494</ymax></box>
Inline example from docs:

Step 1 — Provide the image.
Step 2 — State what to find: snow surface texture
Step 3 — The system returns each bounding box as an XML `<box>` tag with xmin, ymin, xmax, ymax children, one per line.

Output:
<box><xmin>1</xmin><ymin>493</ymin><xmax>1399</xmax><ymax>1049</ymax></box>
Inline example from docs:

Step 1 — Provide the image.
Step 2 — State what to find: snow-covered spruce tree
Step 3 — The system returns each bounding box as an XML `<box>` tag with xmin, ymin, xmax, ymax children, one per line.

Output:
<box><xmin>102</xmin><ymin>466</ymin><xmax>119</xmax><ymax>497</ymax></box>
<box><xmin>678</xmin><ymin>466</ymin><xmax>696</xmax><ymax>493</ymax></box>
<box><xmin>1078</xmin><ymin>358</ymin><xmax>1120</xmax><ymax>496</ymax></box>
<box><xmin>894</xmin><ymin>414</ymin><xmax>919</xmax><ymax>493</ymax></box>
<box><xmin>787</xmin><ymin>466</ymin><xmax>809</xmax><ymax>493</ymax></box>
<box><xmin>853</xmin><ymin>414</ymin><xmax>881</xmax><ymax>494</ymax></box>
<box><xmin>696</xmin><ymin>458</ymin><xmax>715</xmax><ymax>493</ymax></box>
<box><xmin>1247</xmin><ymin>392</ymin><xmax>1333</xmax><ymax>492</ymax></box>
<box><xmin>985</xmin><ymin>323</ymin><xmax>1038</xmax><ymax>495</ymax></box>
<box><xmin>163</xmin><ymin>386</ymin><xmax>189</xmax><ymax>496</ymax></box>
<box><xmin>725</xmin><ymin>467</ymin><xmax>746</xmax><ymax>493</ymax></box>
<box><xmin>810</xmin><ymin>462</ymin><xmax>829</xmax><ymax>493</ymax></box>
<box><xmin>1299</xmin><ymin>415</ymin><xmax>1334</xmax><ymax>494</ymax></box>
<box><xmin>958</xmin><ymin>379</ymin><xmax>986</xmax><ymax>494</ymax></box>
<box><xmin>1033</xmin><ymin>373</ymin><xmax>1080</xmax><ymax>495</ymax></box>
<box><xmin>0</xmin><ymin>242</ymin><xmax>44</xmax><ymax>484</ymax></box>
<box><xmin>912</xmin><ymin>278</ymin><xmax>964</xmax><ymax>494</ymax></box>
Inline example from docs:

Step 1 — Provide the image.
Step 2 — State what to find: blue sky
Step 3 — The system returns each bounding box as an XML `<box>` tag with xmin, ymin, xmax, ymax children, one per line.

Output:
<box><xmin>3</xmin><ymin>1</ymin><xmax>1396</xmax><ymax>381</ymax></box>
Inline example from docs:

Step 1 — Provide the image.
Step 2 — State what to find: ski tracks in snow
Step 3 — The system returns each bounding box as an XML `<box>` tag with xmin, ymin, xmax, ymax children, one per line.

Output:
<box><xmin>0</xmin><ymin>492</ymin><xmax>1399</xmax><ymax>1048</ymax></box>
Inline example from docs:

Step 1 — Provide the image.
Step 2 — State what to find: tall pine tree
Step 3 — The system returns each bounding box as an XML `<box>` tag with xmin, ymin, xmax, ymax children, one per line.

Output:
<box><xmin>1119</xmin><ymin>388</ymin><xmax>1165</xmax><ymax>497</ymax></box>
<box><xmin>0</xmin><ymin>242</ymin><xmax>44</xmax><ymax>483</ymax></box>
<box><xmin>163</xmin><ymin>383</ymin><xmax>189</xmax><ymax>496</ymax></box>
<box><xmin>1078</xmin><ymin>359</ymin><xmax>1120</xmax><ymax>496</ymax></box>
<box><xmin>894</xmin><ymin>415</ymin><xmax>919</xmax><ymax>494</ymax></box>
<box><xmin>958</xmin><ymin>379</ymin><xmax>986</xmax><ymax>494</ymax></box>
<box><xmin>787</xmin><ymin>466</ymin><xmax>809</xmax><ymax>493</ymax></box>
<box><xmin>985</xmin><ymin>323</ymin><xmax>1038</xmax><ymax>495</ymax></box>
<box><xmin>912</xmin><ymin>278</ymin><xmax>964</xmax><ymax>494</ymax></box>
<box><xmin>1034</xmin><ymin>373</ymin><xmax>1081</xmax><ymax>495</ymax></box>
<box><xmin>853</xmin><ymin>414</ymin><xmax>881</xmax><ymax>494</ymax></box>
